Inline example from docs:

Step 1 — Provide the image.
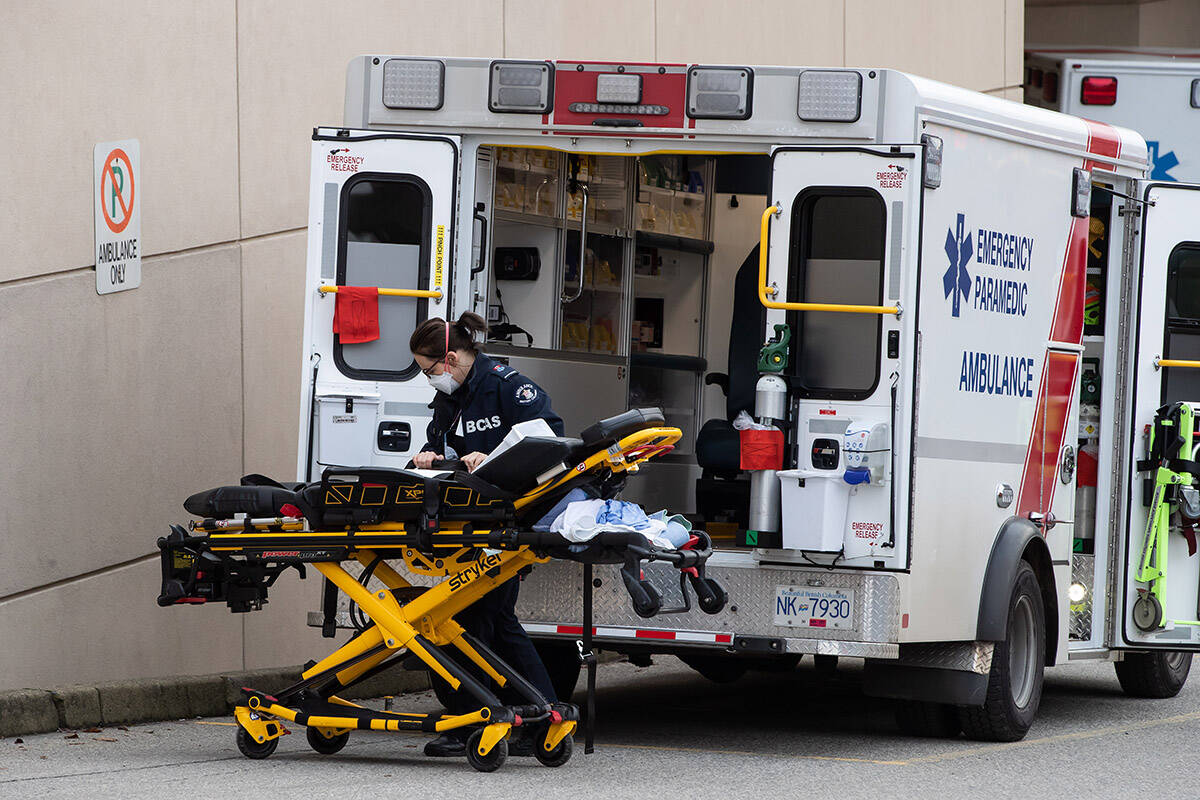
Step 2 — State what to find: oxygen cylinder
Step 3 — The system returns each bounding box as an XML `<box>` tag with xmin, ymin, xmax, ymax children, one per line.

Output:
<box><xmin>748</xmin><ymin>373</ymin><xmax>788</xmax><ymax>535</ymax></box>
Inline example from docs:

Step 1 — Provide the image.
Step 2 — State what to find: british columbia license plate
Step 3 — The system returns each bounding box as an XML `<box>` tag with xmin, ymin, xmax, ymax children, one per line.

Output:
<box><xmin>773</xmin><ymin>586</ymin><xmax>855</xmax><ymax>630</ymax></box>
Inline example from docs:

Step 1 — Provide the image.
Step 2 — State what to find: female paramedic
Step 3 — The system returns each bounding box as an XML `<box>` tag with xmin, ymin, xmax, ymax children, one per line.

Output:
<box><xmin>409</xmin><ymin>312</ymin><xmax>563</xmax><ymax>758</ymax></box>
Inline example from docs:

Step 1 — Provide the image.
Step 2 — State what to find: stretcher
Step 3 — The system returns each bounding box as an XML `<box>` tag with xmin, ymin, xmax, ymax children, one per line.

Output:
<box><xmin>156</xmin><ymin>408</ymin><xmax>727</xmax><ymax>772</ymax></box>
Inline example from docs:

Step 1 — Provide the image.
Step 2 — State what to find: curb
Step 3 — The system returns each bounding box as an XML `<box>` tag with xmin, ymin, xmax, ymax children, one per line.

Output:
<box><xmin>0</xmin><ymin>663</ymin><xmax>432</xmax><ymax>738</ymax></box>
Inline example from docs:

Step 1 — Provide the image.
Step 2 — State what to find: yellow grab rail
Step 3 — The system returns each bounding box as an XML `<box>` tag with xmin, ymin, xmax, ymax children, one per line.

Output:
<box><xmin>757</xmin><ymin>205</ymin><xmax>901</xmax><ymax>316</ymax></box>
<box><xmin>1155</xmin><ymin>358</ymin><xmax>1200</xmax><ymax>370</ymax></box>
<box><xmin>319</xmin><ymin>285</ymin><xmax>443</xmax><ymax>300</ymax></box>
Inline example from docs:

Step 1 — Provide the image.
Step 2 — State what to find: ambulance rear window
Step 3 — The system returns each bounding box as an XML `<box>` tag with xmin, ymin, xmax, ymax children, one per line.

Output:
<box><xmin>1167</xmin><ymin>244</ymin><xmax>1200</xmax><ymax>323</ymax></box>
<box><xmin>334</xmin><ymin>174</ymin><xmax>433</xmax><ymax>381</ymax></box>
<box><xmin>786</xmin><ymin>189</ymin><xmax>886</xmax><ymax>399</ymax></box>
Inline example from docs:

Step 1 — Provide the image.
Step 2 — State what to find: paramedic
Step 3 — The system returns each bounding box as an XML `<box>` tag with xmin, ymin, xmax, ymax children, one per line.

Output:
<box><xmin>409</xmin><ymin>312</ymin><xmax>563</xmax><ymax>758</ymax></box>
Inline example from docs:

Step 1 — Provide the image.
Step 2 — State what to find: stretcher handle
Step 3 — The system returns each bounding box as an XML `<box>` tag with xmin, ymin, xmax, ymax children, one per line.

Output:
<box><xmin>319</xmin><ymin>285</ymin><xmax>443</xmax><ymax>300</ymax></box>
<box><xmin>757</xmin><ymin>205</ymin><xmax>901</xmax><ymax>316</ymax></box>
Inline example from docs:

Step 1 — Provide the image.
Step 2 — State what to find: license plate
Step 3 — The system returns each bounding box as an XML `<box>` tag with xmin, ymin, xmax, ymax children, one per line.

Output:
<box><xmin>773</xmin><ymin>586</ymin><xmax>855</xmax><ymax>630</ymax></box>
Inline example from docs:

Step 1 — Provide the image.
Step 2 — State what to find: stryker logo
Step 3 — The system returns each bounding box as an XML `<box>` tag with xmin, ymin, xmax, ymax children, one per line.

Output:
<box><xmin>465</xmin><ymin>415</ymin><xmax>503</xmax><ymax>434</ymax></box>
<box><xmin>943</xmin><ymin>213</ymin><xmax>972</xmax><ymax>317</ymax></box>
<box><xmin>958</xmin><ymin>350</ymin><xmax>1035</xmax><ymax>397</ymax></box>
<box><xmin>447</xmin><ymin>552</ymin><xmax>503</xmax><ymax>592</ymax></box>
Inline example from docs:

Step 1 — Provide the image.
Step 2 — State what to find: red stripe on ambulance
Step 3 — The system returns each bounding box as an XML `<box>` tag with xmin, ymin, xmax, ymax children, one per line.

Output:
<box><xmin>1016</xmin><ymin>120</ymin><xmax>1120</xmax><ymax>519</ymax></box>
<box><xmin>522</xmin><ymin>622</ymin><xmax>732</xmax><ymax>645</ymax></box>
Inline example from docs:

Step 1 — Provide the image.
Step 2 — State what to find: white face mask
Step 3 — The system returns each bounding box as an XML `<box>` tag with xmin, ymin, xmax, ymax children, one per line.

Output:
<box><xmin>428</xmin><ymin>371</ymin><xmax>461</xmax><ymax>394</ymax></box>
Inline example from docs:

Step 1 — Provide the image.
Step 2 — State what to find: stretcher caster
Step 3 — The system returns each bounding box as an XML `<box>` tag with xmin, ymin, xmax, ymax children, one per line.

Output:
<box><xmin>306</xmin><ymin>727</ymin><xmax>350</xmax><ymax>755</ymax></box>
<box><xmin>534</xmin><ymin>733</ymin><xmax>573</xmax><ymax>767</ymax></box>
<box><xmin>1133</xmin><ymin>593</ymin><xmax>1164</xmax><ymax>632</ymax></box>
<box><xmin>466</xmin><ymin>728</ymin><xmax>508</xmax><ymax>773</ymax></box>
<box><xmin>236</xmin><ymin>725</ymin><xmax>279</xmax><ymax>760</ymax></box>
<box><xmin>690</xmin><ymin>575</ymin><xmax>728</xmax><ymax>615</ymax></box>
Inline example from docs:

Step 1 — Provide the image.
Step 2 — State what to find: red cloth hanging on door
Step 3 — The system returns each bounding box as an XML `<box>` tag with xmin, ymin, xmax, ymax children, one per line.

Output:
<box><xmin>332</xmin><ymin>286</ymin><xmax>380</xmax><ymax>344</ymax></box>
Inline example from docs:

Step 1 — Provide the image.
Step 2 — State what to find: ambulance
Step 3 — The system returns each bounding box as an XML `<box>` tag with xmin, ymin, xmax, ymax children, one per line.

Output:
<box><xmin>1024</xmin><ymin>46</ymin><xmax>1200</xmax><ymax>181</ymax></box>
<box><xmin>296</xmin><ymin>55</ymin><xmax>1200</xmax><ymax>742</ymax></box>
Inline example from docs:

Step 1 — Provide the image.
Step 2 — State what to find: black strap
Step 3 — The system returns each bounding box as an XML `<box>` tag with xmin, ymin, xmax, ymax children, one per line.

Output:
<box><xmin>581</xmin><ymin>561</ymin><xmax>597</xmax><ymax>754</ymax></box>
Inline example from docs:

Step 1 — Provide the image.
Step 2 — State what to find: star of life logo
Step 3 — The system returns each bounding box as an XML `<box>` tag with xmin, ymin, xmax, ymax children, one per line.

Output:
<box><xmin>943</xmin><ymin>213</ymin><xmax>972</xmax><ymax>317</ymax></box>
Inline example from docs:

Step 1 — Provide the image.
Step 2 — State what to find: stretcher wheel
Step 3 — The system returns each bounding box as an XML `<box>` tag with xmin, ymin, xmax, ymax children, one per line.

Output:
<box><xmin>693</xmin><ymin>576</ymin><xmax>728</xmax><ymax>615</ymax></box>
<box><xmin>466</xmin><ymin>728</ymin><xmax>507</xmax><ymax>773</ymax></box>
<box><xmin>1133</xmin><ymin>594</ymin><xmax>1164</xmax><ymax>632</ymax></box>
<box><xmin>236</xmin><ymin>725</ymin><xmax>278</xmax><ymax>760</ymax></box>
<box><xmin>534</xmin><ymin>733</ymin><xmax>573</xmax><ymax>768</ymax></box>
<box><xmin>306</xmin><ymin>727</ymin><xmax>349</xmax><ymax>755</ymax></box>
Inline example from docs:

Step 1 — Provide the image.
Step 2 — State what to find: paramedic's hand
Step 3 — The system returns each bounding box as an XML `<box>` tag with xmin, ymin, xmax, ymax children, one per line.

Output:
<box><xmin>463</xmin><ymin>451</ymin><xmax>488</xmax><ymax>472</ymax></box>
<box><xmin>413</xmin><ymin>451</ymin><xmax>442</xmax><ymax>469</ymax></box>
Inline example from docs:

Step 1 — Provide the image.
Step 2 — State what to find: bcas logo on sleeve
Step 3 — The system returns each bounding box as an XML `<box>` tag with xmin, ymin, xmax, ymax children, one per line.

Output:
<box><xmin>515</xmin><ymin>383</ymin><xmax>538</xmax><ymax>405</ymax></box>
<box><xmin>943</xmin><ymin>212</ymin><xmax>972</xmax><ymax>318</ymax></box>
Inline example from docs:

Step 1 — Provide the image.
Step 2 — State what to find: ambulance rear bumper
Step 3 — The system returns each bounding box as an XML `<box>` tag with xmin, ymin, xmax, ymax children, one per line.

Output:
<box><xmin>515</xmin><ymin>558</ymin><xmax>902</xmax><ymax>660</ymax></box>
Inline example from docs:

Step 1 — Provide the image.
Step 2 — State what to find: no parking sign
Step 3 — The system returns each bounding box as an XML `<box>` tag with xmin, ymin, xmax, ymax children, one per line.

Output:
<box><xmin>93</xmin><ymin>139</ymin><xmax>141</xmax><ymax>294</ymax></box>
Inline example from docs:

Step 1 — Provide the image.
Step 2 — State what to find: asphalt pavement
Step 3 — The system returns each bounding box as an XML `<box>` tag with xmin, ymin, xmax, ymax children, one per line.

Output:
<box><xmin>1</xmin><ymin>656</ymin><xmax>1194</xmax><ymax>799</ymax></box>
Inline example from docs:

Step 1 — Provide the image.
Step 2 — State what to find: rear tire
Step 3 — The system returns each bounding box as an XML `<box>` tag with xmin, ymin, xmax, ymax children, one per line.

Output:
<box><xmin>894</xmin><ymin>700</ymin><xmax>961</xmax><ymax>738</ymax></box>
<box><xmin>958</xmin><ymin>561</ymin><xmax>1045</xmax><ymax>742</ymax></box>
<box><xmin>1115</xmin><ymin>650</ymin><xmax>1192</xmax><ymax>698</ymax></box>
<box><xmin>678</xmin><ymin>654</ymin><xmax>747</xmax><ymax>684</ymax></box>
<box><xmin>306</xmin><ymin>726</ymin><xmax>349</xmax><ymax>755</ymax></box>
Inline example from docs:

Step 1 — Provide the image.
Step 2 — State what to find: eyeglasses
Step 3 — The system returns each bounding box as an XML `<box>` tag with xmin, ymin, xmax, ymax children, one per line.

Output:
<box><xmin>420</xmin><ymin>360</ymin><xmax>441</xmax><ymax>377</ymax></box>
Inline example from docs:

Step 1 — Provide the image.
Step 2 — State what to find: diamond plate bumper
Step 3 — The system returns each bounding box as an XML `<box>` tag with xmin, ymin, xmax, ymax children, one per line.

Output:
<box><xmin>514</xmin><ymin>558</ymin><xmax>902</xmax><ymax>659</ymax></box>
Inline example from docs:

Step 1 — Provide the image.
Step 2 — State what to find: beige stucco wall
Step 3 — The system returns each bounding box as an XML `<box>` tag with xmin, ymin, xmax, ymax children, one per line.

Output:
<box><xmin>0</xmin><ymin>0</ymin><xmax>1021</xmax><ymax>692</ymax></box>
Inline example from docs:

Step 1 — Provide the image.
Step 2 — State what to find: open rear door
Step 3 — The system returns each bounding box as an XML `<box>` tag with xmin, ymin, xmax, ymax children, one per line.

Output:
<box><xmin>763</xmin><ymin>146</ymin><xmax>921</xmax><ymax>569</ymax></box>
<box><xmin>1122</xmin><ymin>181</ymin><xmax>1200</xmax><ymax>648</ymax></box>
<box><xmin>297</xmin><ymin>128</ymin><xmax>460</xmax><ymax>480</ymax></box>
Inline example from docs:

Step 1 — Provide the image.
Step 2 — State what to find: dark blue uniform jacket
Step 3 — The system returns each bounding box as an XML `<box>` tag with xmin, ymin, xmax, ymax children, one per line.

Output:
<box><xmin>420</xmin><ymin>352</ymin><xmax>564</xmax><ymax>457</ymax></box>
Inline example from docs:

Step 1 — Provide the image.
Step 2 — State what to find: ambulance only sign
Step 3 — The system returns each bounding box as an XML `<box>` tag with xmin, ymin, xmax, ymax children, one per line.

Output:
<box><xmin>93</xmin><ymin>140</ymin><xmax>141</xmax><ymax>294</ymax></box>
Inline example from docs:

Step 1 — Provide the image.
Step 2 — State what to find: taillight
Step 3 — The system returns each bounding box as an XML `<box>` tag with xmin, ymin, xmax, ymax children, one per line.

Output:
<box><xmin>1042</xmin><ymin>71</ymin><xmax>1059</xmax><ymax>103</ymax></box>
<box><xmin>1081</xmin><ymin>76</ymin><xmax>1118</xmax><ymax>106</ymax></box>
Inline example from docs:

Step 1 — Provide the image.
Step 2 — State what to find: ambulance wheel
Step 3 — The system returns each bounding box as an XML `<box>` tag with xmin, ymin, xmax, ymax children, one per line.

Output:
<box><xmin>958</xmin><ymin>561</ymin><xmax>1044</xmax><ymax>742</ymax></box>
<box><xmin>894</xmin><ymin>700</ymin><xmax>961</xmax><ymax>738</ymax></box>
<box><xmin>1115</xmin><ymin>650</ymin><xmax>1193</xmax><ymax>698</ymax></box>
<box><xmin>535</xmin><ymin>641</ymin><xmax>581</xmax><ymax>701</ymax></box>
<box><xmin>236</xmin><ymin>726</ymin><xmax>278</xmax><ymax>759</ymax></box>
<box><xmin>678</xmin><ymin>654</ymin><xmax>747</xmax><ymax>684</ymax></box>
<box><xmin>306</xmin><ymin>727</ymin><xmax>349</xmax><ymax>755</ymax></box>
<box><xmin>466</xmin><ymin>728</ymin><xmax>508</xmax><ymax>773</ymax></box>
<box><xmin>534</xmin><ymin>733</ymin><xmax>573</xmax><ymax>768</ymax></box>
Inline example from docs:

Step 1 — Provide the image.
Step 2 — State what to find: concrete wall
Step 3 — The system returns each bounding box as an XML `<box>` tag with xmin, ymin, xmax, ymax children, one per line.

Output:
<box><xmin>0</xmin><ymin>0</ymin><xmax>1021</xmax><ymax>691</ymax></box>
<box><xmin>1027</xmin><ymin>0</ymin><xmax>1200</xmax><ymax>48</ymax></box>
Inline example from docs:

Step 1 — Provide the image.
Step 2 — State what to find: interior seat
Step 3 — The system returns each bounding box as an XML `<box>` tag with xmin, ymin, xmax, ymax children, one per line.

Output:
<box><xmin>694</xmin><ymin>246</ymin><xmax>765</xmax><ymax>528</ymax></box>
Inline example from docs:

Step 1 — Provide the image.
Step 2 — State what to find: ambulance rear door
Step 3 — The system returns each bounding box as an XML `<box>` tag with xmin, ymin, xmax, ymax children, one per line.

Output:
<box><xmin>763</xmin><ymin>145</ymin><xmax>922</xmax><ymax>571</ymax></box>
<box><xmin>1120</xmin><ymin>180</ymin><xmax>1200</xmax><ymax>648</ymax></box>
<box><xmin>297</xmin><ymin>128</ymin><xmax>460</xmax><ymax>479</ymax></box>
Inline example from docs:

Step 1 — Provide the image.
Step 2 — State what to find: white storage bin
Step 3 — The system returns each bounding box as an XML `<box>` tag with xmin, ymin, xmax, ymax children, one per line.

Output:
<box><xmin>778</xmin><ymin>469</ymin><xmax>850</xmax><ymax>552</ymax></box>
<box><xmin>317</xmin><ymin>393</ymin><xmax>380</xmax><ymax>467</ymax></box>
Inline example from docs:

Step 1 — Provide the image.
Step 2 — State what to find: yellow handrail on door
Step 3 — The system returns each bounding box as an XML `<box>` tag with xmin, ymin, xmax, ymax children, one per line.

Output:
<box><xmin>1155</xmin><ymin>358</ymin><xmax>1200</xmax><ymax>370</ymax></box>
<box><xmin>757</xmin><ymin>205</ymin><xmax>901</xmax><ymax>316</ymax></box>
<box><xmin>319</xmin><ymin>285</ymin><xmax>443</xmax><ymax>300</ymax></box>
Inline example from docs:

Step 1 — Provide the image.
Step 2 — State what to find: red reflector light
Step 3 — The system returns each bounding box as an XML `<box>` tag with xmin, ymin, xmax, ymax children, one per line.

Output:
<box><xmin>1042</xmin><ymin>72</ymin><xmax>1059</xmax><ymax>103</ymax></box>
<box><xmin>1081</xmin><ymin>76</ymin><xmax>1118</xmax><ymax>106</ymax></box>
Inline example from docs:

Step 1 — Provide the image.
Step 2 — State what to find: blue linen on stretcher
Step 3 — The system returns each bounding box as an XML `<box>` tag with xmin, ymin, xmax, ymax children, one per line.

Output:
<box><xmin>534</xmin><ymin>490</ymin><xmax>690</xmax><ymax>548</ymax></box>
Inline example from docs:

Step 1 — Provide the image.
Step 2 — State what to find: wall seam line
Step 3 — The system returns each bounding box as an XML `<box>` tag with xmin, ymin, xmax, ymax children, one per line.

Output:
<box><xmin>0</xmin><ymin>228</ymin><xmax>307</xmax><ymax>292</ymax></box>
<box><xmin>0</xmin><ymin>554</ymin><xmax>158</xmax><ymax>605</ymax></box>
<box><xmin>234</xmin><ymin>0</ymin><xmax>248</xmax><ymax>673</ymax></box>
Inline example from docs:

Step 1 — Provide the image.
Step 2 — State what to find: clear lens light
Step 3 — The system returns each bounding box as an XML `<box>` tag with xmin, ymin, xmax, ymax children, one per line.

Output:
<box><xmin>596</xmin><ymin>73</ymin><xmax>642</xmax><ymax>104</ymax></box>
<box><xmin>797</xmin><ymin>70</ymin><xmax>862</xmax><ymax>122</ymax></box>
<box><xmin>688</xmin><ymin>67</ymin><xmax>752</xmax><ymax>119</ymax></box>
<box><xmin>489</xmin><ymin>61</ymin><xmax>553</xmax><ymax>113</ymax></box>
<box><xmin>922</xmin><ymin>133</ymin><xmax>943</xmax><ymax>189</ymax></box>
<box><xmin>568</xmin><ymin>102</ymin><xmax>668</xmax><ymax>115</ymax></box>
<box><xmin>1191</xmin><ymin>78</ymin><xmax>1200</xmax><ymax>109</ymax></box>
<box><xmin>382</xmin><ymin>59</ymin><xmax>444</xmax><ymax>110</ymax></box>
<box><xmin>1073</xmin><ymin>167</ymin><xmax>1091</xmax><ymax>218</ymax></box>
<box><xmin>1069</xmin><ymin>582</ymin><xmax>1087</xmax><ymax>603</ymax></box>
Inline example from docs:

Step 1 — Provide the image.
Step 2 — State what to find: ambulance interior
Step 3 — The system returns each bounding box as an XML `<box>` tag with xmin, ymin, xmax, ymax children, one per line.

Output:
<box><xmin>479</xmin><ymin>148</ymin><xmax>775</xmax><ymax>546</ymax></box>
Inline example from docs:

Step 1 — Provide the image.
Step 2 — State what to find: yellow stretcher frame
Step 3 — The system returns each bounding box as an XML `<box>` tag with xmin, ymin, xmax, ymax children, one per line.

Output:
<box><xmin>184</xmin><ymin>425</ymin><xmax>683</xmax><ymax>770</ymax></box>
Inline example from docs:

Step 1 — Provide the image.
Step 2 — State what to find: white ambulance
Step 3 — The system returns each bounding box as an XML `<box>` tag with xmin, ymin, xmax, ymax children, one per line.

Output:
<box><xmin>297</xmin><ymin>55</ymin><xmax>1200</xmax><ymax>742</ymax></box>
<box><xmin>1025</xmin><ymin>46</ymin><xmax>1200</xmax><ymax>181</ymax></box>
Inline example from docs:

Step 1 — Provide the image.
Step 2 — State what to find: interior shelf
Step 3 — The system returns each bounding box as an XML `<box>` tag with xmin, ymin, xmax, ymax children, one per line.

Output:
<box><xmin>635</xmin><ymin>230</ymin><xmax>714</xmax><ymax>255</ymax></box>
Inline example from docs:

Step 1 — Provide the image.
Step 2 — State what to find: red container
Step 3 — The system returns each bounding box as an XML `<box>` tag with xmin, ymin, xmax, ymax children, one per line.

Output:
<box><xmin>740</xmin><ymin>428</ymin><xmax>784</xmax><ymax>471</ymax></box>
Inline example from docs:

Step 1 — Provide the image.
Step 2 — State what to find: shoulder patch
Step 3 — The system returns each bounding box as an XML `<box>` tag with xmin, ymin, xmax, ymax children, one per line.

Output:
<box><xmin>514</xmin><ymin>382</ymin><xmax>539</xmax><ymax>406</ymax></box>
<box><xmin>491</xmin><ymin>363</ymin><xmax>517</xmax><ymax>380</ymax></box>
